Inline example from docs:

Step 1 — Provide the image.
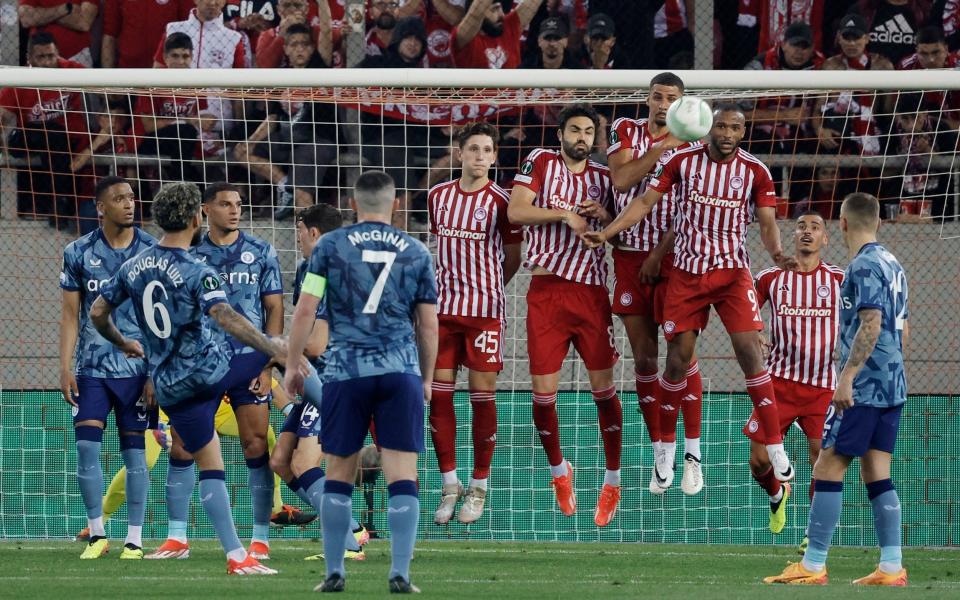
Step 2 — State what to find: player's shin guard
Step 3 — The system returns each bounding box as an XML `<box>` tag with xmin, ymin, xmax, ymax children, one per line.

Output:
<box><xmin>321</xmin><ymin>480</ymin><xmax>354</xmax><ymax>578</ymax></box>
<box><xmin>867</xmin><ymin>479</ymin><xmax>903</xmax><ymax>573</ymax></box>
<box><xmin>246</xmin><ymin>453</ymin><xmax>273</xmax><ymax>543</ymax></box>
<box><xmin>635</xmin><ymin>369</ymin><xmax>661</xmax><ymax>445</ymax></box>
<box><xmin>121</xmin><ymin>434</ymin><xmax>148</xmax><ymax>546</ymax></box>
<box><xmin>752</xmin><ymin>466</ymin><xmax>783</xmax><ymax>498</ymax></box>
<box><xmin>682</xmin><ymin>361</ymin><xmax>703</xmax><ymax>459</ymax></box>
<box><xmin>198</xmin><ymin>470</ymin><xmax>244</xmax><ymax>557</ymax></box>
<box><xmin>387</xmin><ymin>480</ymin><xmax>419</xmax><ymax>581</ymax></box>
<box><xmin>803</xmin><ymin>480</ymin><xmax>843</xmax><ymax>572</ymax></box>
<box><xmin>593</xmin><ymin>386</ymin><xmax>622</xmax><ymax>474</ymax></box>
<box><xmin>469</xmin><ymin>390</ymin><xmax>497</xmax><ymax>480</ymax></box>
<box><xmin>166</xmin><ymin>458</ymin><xmax>196</xmax><ymax>542</ymax></box>
<box><xmin>532</xmin><ymin>392</ymin><xmax>564</xmax><ymax>468</ymax></box>
<box><xmin>75</xmin><ymin>426</ymin><xmax>105</xmax><ymax>533</ymax></box>
<box><xmin>429</xmin><ymin>381</ymin><xmax>457</xmax><ymax>475</ymax></box>
<box><xmin>658</xmin><ymin>377</ymin><xmax>687</xmax><ymax>444</ymax></box>
<box><xmin>746</xmin><ymin>371</ymin><xmax>782</xmax><ymax>443</ymax></box>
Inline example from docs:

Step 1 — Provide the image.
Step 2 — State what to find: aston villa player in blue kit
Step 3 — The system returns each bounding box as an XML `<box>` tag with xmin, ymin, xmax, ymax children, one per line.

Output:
<box><xmin>765</xmin><ymin>192</ymin><xmax>910</xmax><ymax>587</ymax></box>
<box><xmin>60</xmin><ymin>176</ymin><xmax>157</xmax><ymax>560</ymax></box>
<box><xmin>91</xmin><ymin>182</ymin><xmax>303</xmax><ymax>576</ymax></box>
<box><xmin>285</xmin><ymin>171</ymin><xmax>438</xmax><ymax>594</ymax></box>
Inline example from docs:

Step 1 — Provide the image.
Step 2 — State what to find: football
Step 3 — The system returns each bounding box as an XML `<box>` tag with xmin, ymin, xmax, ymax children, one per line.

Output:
<box><xmin>666</xmin><ymin>96</ymin><xmax>714</xmax><ymax>142</ymax></box>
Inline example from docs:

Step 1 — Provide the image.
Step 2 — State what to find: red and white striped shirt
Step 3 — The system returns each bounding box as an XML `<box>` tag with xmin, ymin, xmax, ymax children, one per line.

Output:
<box><xmin>513</xmin><ymin>148</ymin><xmax>613</xmax><ymax>286</ymax></box>
<box><xmin>755</xmin><ymin>262</ymin><xmax>845</xmax><ymax>389</ymax></box>
<box><xmin>428</xmin><ymin>179</ymin><xmax>521</xmax><ymax>319</ymax></box>
<box><xmin>607</xmin><ymin>117</ymin><xmax>692</xmax><ymax>251</ymax></box>
<box><xmin>654</xmin><ymin>0</ymin><xmax>688</xmax><ymax>38</ymax></box>
<box><xmin>649</xmin><ymin>146</ymin><xmax>776</xmax><ymax>274</ymax></box>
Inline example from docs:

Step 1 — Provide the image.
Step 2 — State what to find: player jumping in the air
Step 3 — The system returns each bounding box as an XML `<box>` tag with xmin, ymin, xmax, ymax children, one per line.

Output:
<box><xmin>607</xmin><ymin>71</ymin><xmax>705</xmax><ymax>495</ymax></box>
<box><xmin>765</xmin><ymin>193</ymin><xmax>909</xmax><ymax>586</ymax></box>
<box><xmin>285</xmin><ymin>171</ymin><xmax>438</xmax><ymax>593</ymax></box>
<box><xmin>428</xmin><ymin>121</ymin><xmax>522</xmax><ymax>525</ymax></box>
<box><xmin>91</xmin><ymin>182</ymin><xmax>304</xmax><ymax>575</ymax></box>
<box><xmin>747</xmin><ymin>211</ymin><xmax>844</xmax><ymax>536</ymax></box>
<box><xmin>586</xmin><ymin>104</ymin><xmax>800</xmax><ymax>489</ymax></box>
<box><xmin>60</xmin><ymin>176</ymin><xmax>157</xmax><ymax>559</ymax></box>
<box><xmin>508</xmin><ymin>104</ymin><xmax>624</xmax><ymax>526</ymax></box>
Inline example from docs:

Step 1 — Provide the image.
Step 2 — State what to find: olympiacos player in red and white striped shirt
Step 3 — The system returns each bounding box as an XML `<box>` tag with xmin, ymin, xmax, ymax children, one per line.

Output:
<box><xmin>745</xmin><ymin>211</ymin><xmax>844</xmax><ymax>536</ymax></box>
<box><xmin>607</xmin><ymin>71</ymin><xmax>705</xmax><ymax>497</ymax></box>
<box><xmin>427</xmin><ymin>122</ymin><xmax>522</xmax><ymax>526</ymax></box>
<box><xmin>508</xmin><ymin>104</ymin><xmax>623</xmax><ymax>527</ymax></box>
<box><xmin>586</xmin><ymin>104</ymin><xmax>801</xmax><ymax>490</ymax></box>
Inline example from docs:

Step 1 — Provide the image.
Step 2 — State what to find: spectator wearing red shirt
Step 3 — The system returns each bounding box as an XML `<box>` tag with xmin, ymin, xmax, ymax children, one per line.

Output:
<box><xmin>363</xmin><ymin>0</ymin><xmax>402</xmax><ymax>58</ymax></box>
<box><xmin>401</xmin><ymin>0</ymin><xmax>466</xmax><ymax>67</ymax></box>
<box><xmin>17</xmin><ymin>0</ymin><xmax>99</xmax><ymax>66</ymax></box>
<box><xmin>136</xmin><ymin>33</ymin><xmax>204</xmax><ymax>184</ymax></box>
<box><xmin>653</xmin><ymin>0</ymin><xmax>694</xmax><ymax>69</ymax></box>
<box><xmin>255</xmin><ymin>0</ymin><xmax>332</xmax><ymax>67</ymax></box>
<box><xmin>453</xmin><ymin>0</ymin><xmax>543</xmax><ymax>68</ymax></box>
<box><xmin>101</xmin><ymin>0</ymin><xmax>191</xmax><ymax>68</ymax></box>
<box><xmin>897</xmin><ymin>25</ymin><xmax>960</xmax><ymax>129</ymax></box>
<box><xmin>0</xmin><ymin>33</ymin><xmax>87</xmax><ymax>225</ymax></box>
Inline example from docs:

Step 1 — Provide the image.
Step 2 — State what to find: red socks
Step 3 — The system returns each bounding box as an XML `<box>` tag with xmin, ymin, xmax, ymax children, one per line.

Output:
<box><xmin>469</xmin><ymin>390</ymin><xmax>497</xmax><ymax>480</ymax></box>
<box><xmin>635</xmin><ymin>369</ymin><xmax>661</xmax><ymax>443</ymax></box>
<box><xmin>682</xmin><ymin>361</ymin><xmax>703</xmax><ymax>439</ymax></box>
<box><xmin>746</xmin><ymin>371</ymin><xmax>783</xmax><ymax>444</ymax></box>
<box><xmin>752</xmin><ymin>466</ymin><xmax>783</xmax><ymax>498</ymax></box>
<box><xmin>592</xmin><ymin>386</ymin><xmax>623</xmax><ymax>471</ymax></box>
<box><xmin>429</xmin><ymin>381</ymin><xmax>457</xmax><ymax>473</ymax></box>
<box><xmin>658</xmin><ymin>376</ymin><xmax>686</xmax><ymax>444</ymax></box>
<box><xmin>533</xmin><ymin>392</ymin><xmax>564</xmax><ymax>467</ymax></box>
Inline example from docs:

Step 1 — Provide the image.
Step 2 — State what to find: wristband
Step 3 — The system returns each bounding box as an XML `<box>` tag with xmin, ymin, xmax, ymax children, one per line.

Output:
<box><xmin>281</xmin><ymin>403</ymin><xmax>294</xmax><ymax>416</ymax></box>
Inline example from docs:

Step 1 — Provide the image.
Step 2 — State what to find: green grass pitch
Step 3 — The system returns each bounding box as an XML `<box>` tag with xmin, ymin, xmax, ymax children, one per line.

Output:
<box><xmin>3</xmin><ymin>540</ymin><xmax>958</xmax><ymax>598</ymax></box>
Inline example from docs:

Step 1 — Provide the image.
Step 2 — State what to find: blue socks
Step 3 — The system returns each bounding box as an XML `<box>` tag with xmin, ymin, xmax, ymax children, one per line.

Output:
<box><xmin>166</xmin><ymin>458</ymin><xmax>195</xmax><ymax>542</ymax></box>
<box><xmin>388</xmin><ymin>480</ymin><xmax>419</xmax><ymax>581</ymax></box>
<box><xmin>868</xmin><ymin>479</ymin><xmax>903</xmax><ymax>573</ymax></box>
<box><xmin>75</xmin><ymin>426</ymin><xmax>104</xmax><ymax>526</ymax></box>
<box><xmin>246</xmin><ymin>453</ymin><xmax>273</xmax><ymax>543</ymax></box>
<box><xmin>199</xmin><ymin>470</ymin><xmax>244</xmax><ymax>556</ymax></box>
<box><xmin>286</xmin><ymin>476</ymin><xmax>313</xmax><ymax>506</ymax></box>
<box><xmin>120</xmin><ymin>435</ymin><xmax>148</xmax><ymax>529</ymax></box>
<box><xmin>301</xmin><ymin>468</ymin><xmax>361</xmax><ymax>552</ymax></box>
<box><xmin>321</xmin><ymin>480</ymin><xmax>354</xmax><ymax>578</ymax></box>
<box><xmin>802</xmin><ymin>480</ymin><xmax>843</xmax><ymax>572</ymax></box>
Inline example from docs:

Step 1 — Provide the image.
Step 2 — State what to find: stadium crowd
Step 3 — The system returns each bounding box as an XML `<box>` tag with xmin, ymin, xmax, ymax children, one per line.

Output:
<box><xmin>1</xmin><ymin>0</ymin><xmax>959</xmax><ymax>233</ymax></box>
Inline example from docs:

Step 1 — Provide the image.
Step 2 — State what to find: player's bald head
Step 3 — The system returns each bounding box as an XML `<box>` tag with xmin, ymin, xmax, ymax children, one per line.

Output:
<box><xmin>840</xmin><ymin>192</ymin><xmax>880</xmax><ymax>231</ymax></box>
<box><xmin>154</xmin><ymin>182</ymin><xmax>202</xmax><ymax>231</ymax></box>
<box><xmin>353</xmin><ymin>170</ymin><xmax>397</xmax><ymax>214</ymax></box>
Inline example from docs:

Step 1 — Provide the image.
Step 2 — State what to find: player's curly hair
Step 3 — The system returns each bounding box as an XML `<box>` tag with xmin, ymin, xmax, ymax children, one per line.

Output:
<box><xmin>557</xmin><ymin>103</ymin><xmax>600</xmax><ymax>132</ymax></box>
<box><xmin>456</xmin><ymin>121</ymin><xmax>499</xmax><ymax>149</ymax></box>
<box><xmin>153</xmin><ymin>182</ymin><xmax>201</xmax><ymax>232</ymax></box>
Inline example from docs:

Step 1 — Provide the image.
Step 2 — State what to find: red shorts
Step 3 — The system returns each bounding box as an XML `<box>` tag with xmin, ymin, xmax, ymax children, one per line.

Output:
<box><xmin>436</xmin><ymin>315</ymin><xmax>503</xmax><ymax>372</ymax></box>
<box><xmin>611</xmin><ymin>248</ymin><xmax>674</xmax><ymax>322</ymax></box>
<box><xmin>743</xmin><ymin>375</ymin><xmax>833</xmax><ymax>444</ymax></box>
<box><xmin>526</xmin><ymin>275</ymin><xmax>619</xmax><ymax>375</ymax></box>
<box><xmin>661</xmin><ymin>267</ymin><xmax>763</xmax><ymax>340</ymax></box>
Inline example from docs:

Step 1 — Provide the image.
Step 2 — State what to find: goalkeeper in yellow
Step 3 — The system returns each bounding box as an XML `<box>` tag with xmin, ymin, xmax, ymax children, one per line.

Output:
<box><xmin>75</xmin><ymin>381</ymin><xmax>316</xmax><ymax>546</ymax></box>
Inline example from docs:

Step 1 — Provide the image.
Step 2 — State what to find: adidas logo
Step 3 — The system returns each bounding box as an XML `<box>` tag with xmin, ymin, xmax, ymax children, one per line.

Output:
<box><xmin>486</xmin><ymin>434</ymin><xmax>497</xmax><ymax>442</ymax></box>
<box><xmin>486</xmin><ymin>355</ymin><xmax>499</xmax><ymax>364</ymax></box>
<box><xmin>779</xmin><ymin>284</ymin><xmax>789</xmax><ymax>292</ymax></box>
<box><xmin>603</xmin><ymin>425</ymin><xmax>621</xmax><ymax>433</ymax></box>
<box><xmin>682</xmin><ymin>394</ymin><xmax>697</xmax><ymax>402</ymax></box>
<box><xmin>870</xmin><ymin>15</ymin><xmax>915</xmax><ymax>46</ymax></box>
<box><xmin>661</xmin><ymin>404</ymin><xmax>676</xmax><ymax>412</ymax></box>
<box><xmin>537</xmin><ymin>429</ymin><xmax>552</xmax><ymax>436</ymax></box>
<box><xmin>758</xmin><ymin>397</ymin><xmax>774</xmax><ymax>407</ymax></box>
<box><xmin>639</xmin><ymin>395</ymin><xmax>656</xmax><ymax>404</ymax></box>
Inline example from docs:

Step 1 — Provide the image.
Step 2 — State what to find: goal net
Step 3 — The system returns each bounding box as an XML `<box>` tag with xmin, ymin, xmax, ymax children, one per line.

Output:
<box><xmin>0</xmin><ymin>69</ymin><xmax>956</xmax><ymax>546</ymax></box>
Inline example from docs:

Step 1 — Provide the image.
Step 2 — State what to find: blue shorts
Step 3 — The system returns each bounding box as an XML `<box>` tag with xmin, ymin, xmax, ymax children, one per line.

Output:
<box><xmin>279</xmin><ymin>402</ymin><xmax>321</xmax><ymax>439</ymax></box>
<box><xmin>74</xmin><ymin>375</ymin><xmax>156</xmax><ymax>432</ymax></box>
<box><xmin>222</xmin><ymin>350</ymin><xmax>271</xmax><ymax>408</ymax></box>
<box><xmin>166</xmin><ymin>353</ymin><xmax>269</xmax><ymax>453</ymax></box>
<box><xmin>822</xmin><ymin>403</ymin><xmax>904</xmax><ymax>457</ymax></box>
<box><xmin>321</xmin><ymin>373</ymin><xmax>424</xmax><ymax>456</ymax></box>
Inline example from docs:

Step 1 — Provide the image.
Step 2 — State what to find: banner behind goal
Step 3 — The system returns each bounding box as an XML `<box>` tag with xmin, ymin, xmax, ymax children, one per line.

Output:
<box><xmin>0</xmin><ymin>71</ymin><xmax>956</xmax><ymax>543</ymax></box>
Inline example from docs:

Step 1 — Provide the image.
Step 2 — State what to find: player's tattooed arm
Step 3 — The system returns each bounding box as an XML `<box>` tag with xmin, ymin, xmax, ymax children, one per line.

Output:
<box><xmin>90</xmin><ymin>296</ymin><xmax>144</xmax><ymax>358</ymax></box>
<box><xmin>209</xmin><ymin>303</ymin><xmax>284</xmax><ymax>360</ymax></box>
<box><xmin>833</xmin><ymin>308</ymin><xmax>882</xmax><ymax>410</ymax></box>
